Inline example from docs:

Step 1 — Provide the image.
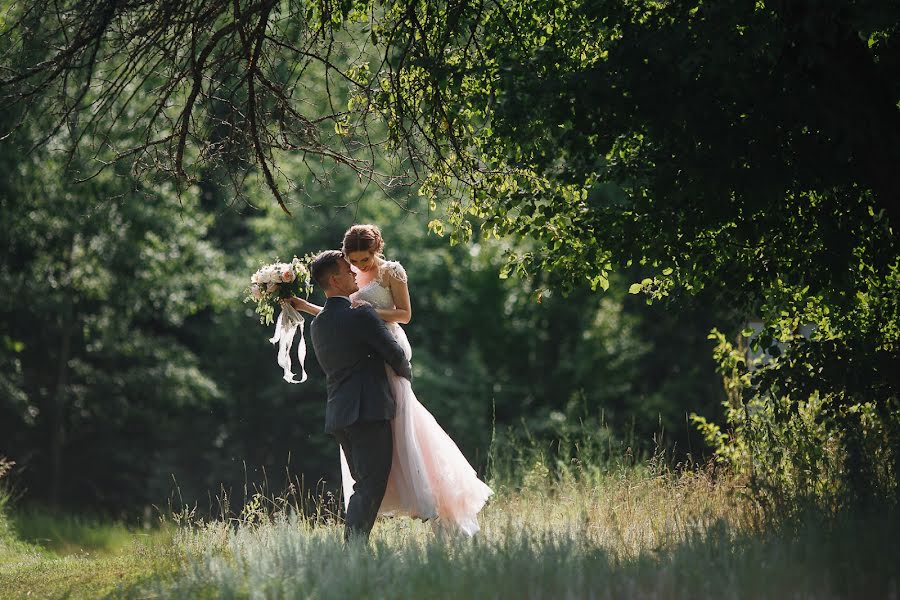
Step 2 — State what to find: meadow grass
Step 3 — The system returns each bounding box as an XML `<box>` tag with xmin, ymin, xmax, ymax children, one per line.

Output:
<box><xmin>6</xmin><ymin>510</ymin><xmax>162</xmax><ymax>556</ymax></box>
<box><xmin>0</xmin><ymin>495</ymin><xmax>177</xmax><ymax>599</ymax></box>
<box><xmin>1</xmin><ymin>456</ymin><xmax>898</xmax><ymax>599</ymax></box>
<box><xmin>122</xmin><ymin>462</ymin><xmax>898</xmax><ymax>599</ymax></box>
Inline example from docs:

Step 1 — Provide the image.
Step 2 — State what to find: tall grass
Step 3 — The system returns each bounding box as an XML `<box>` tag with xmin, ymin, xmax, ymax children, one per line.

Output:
<box><xmin>3</xmin><ymin>439</ymin><xmax>899</xmax><ymax>599</ymax></box>
<box><xmin>125</xmin><ymin>425</ymin><xmax>897</xmax><ymax>599</ymax></box>
<box><xmin>127</xmin><ymin>464</ymin><xmax>898</xmax><ymax>599</ymax></box>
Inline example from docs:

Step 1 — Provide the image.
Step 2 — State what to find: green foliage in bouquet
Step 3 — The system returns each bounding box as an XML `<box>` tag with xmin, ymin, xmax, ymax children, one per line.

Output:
<box><xmin>245</xmin><ymin>256</ymin><xmax>314</xmax><ymax>326</ymax></box>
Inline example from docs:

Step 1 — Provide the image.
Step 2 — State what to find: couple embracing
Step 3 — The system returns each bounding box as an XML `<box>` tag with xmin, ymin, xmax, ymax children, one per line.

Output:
<box><xmin>286</xmin><ymin>225</ymin><xmax>492</xmax><ymax>542</ymax></box>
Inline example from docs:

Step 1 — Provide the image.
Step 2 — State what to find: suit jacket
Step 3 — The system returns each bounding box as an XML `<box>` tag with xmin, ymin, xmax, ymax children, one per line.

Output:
<box><xmin>309</xmin><ymin>296</ymin><xmax>412</xmax><ymax>434</ymax></box>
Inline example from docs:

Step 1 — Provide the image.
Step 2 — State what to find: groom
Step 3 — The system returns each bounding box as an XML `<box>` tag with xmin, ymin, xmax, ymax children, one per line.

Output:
<box><xmin>307</xmin><ymin>250</ymin><xmax>412</xmax><ymax>542</ymax></box>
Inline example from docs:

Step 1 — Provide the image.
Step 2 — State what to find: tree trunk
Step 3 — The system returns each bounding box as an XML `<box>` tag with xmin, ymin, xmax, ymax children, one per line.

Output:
<box><xmin>48</xmin><ymin>302</ymin><xmax>73</xmax><ymax>507</ymax></box>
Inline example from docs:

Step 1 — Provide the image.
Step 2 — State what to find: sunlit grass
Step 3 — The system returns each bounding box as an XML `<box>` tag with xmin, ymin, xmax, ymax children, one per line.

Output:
<box><xmin>2</xmin><ymin>455</ymin><xmax>898</xmax><ymax>599</ymax></box>
<box><xmin>0</xmin><ymin>503</ymin><xmax>177</xmax><ymax>599</ymax></box>
<box><xmin>121</xmin><ymin>464</ymin><xmax>898</xmax><ymax>599</ymax></box>
<box><xmin>0</xmin><ymin>549</ymin><xmax>175</xmax><ymax>600</ymax></box>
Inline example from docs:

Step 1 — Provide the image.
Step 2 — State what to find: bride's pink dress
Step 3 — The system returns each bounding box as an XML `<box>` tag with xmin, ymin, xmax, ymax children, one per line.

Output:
<box><xmin>340</xmin><ymin>260</ymin><xmax>493</xmax><ymax>536</ymax></box>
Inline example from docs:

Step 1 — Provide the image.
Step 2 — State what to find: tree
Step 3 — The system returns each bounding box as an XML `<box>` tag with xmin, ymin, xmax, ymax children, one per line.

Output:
<box><xmin>389</xmin><ymin>0</ymin><xmax>900</xmax><ymax>506</ymax></box>
<box><xmin>5</xmin><ymin>0</ymin><xmax>896</xmax><ymax>508</ymax></box>
<box><xmin>0</xmin><ymin>0</ymin><xmax>413</xmax><ymax>214</ymax></box>
<box><xmin>0</xmin><ymin>107</ymin><xmax>228</xmax><ymax>506</ymax></box>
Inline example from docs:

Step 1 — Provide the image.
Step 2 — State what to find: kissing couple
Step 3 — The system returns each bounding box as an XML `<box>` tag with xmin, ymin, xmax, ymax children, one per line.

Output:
<box><xmin>287</xmin><ymin>224</ymin><xmax>492</xmax><ymax>542</ymax></box>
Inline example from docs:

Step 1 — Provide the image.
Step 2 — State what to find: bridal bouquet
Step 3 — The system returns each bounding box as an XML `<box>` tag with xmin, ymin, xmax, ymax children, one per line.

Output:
<box><xmin>246</xmin><ymin>257</ymin><xmax>313</xmax><ymax>384</ymax></box>
<box><xmin>247</xmin><ymin>257</ymin><xmax>312</xmax><ymax>324</ymax></box>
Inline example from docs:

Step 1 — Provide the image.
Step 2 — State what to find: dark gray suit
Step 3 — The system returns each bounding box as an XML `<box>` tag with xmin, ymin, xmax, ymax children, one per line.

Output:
<box><xmin>309</xmin><ymin>296</ymin><xmax>412</xmax><ymax>541</ymax></box>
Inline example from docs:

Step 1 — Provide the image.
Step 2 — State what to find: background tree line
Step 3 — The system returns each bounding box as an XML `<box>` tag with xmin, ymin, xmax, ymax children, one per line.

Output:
<box><xmin>0</xmin><ymin>106</ymin><xmax>725</xmax><ymax>513</ymax></box>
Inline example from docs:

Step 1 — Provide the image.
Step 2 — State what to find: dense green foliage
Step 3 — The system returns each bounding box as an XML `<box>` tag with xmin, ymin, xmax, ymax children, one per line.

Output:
<box><xmin>2</xmin><ymin>0</ymin><xmax>898</xmax><ymax>515</ymax></box>
<box><xmin>362</xmin><ymin>0</ymin><xmax>900</xmax><ymax>510</ymax></box>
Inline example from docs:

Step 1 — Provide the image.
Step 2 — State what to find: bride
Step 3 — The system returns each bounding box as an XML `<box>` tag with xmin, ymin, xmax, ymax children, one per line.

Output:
<box><xmin>289</xmin><ymin>224</ymin><xmax>493</xmax><ymax>536</ymax></box>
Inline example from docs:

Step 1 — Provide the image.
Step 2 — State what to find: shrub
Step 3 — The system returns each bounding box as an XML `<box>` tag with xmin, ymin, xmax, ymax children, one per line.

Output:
<box><xmin>693</xmin><ymin>329</ymin><xmax>898</xmax><ymax>519</ymax></box>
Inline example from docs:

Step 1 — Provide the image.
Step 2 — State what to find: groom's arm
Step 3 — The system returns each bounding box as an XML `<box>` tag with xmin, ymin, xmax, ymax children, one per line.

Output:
<box><xmin>356</xmin><ymin>307</ymin><xmax>412</xmax><ymax>381</ymax></box>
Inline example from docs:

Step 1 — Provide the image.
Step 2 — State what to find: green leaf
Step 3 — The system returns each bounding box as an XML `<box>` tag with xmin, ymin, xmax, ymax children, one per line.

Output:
<box><xmin>628</xmin><ymin>283</ymin><xmax>642</xmax><ymax>294</ymax></box>
<box><xmin>427</xmin><ymin>219</ymin><xmax>445</xmax><ymax>237</ymax></box>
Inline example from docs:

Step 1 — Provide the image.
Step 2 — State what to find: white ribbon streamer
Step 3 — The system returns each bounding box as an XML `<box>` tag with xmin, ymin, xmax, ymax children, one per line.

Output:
<box><xmin>269</xmin><ymin>304</ymin><xmax>307</xmax><ymax>384</ymax></box>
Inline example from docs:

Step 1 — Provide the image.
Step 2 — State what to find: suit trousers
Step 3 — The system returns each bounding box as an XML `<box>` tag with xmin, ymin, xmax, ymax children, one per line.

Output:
<box><xmin>333</xmin><ymin>419</ymin><xmax>393</xmax><ymax>542</ymax></box>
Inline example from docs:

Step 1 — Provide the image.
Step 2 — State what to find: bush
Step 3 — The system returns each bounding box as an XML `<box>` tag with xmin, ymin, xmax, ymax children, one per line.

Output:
<box><xmin>693</xmin><ymin>330</ymin><xmax>899</xmax><ymax>519</ymax></box>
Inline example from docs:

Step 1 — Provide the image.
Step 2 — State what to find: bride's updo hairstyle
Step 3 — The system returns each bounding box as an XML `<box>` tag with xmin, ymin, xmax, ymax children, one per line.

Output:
<box><xmin>342</xmin><ymin>224</ymin><xmax>384</xmax><ymax>257</ymax></box>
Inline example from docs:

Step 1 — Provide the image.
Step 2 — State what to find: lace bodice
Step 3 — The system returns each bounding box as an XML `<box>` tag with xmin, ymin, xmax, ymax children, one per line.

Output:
<box><xmin>351</xmin><ymin>260</ymin><xmax>406</xmax><ymax>310</ymax></box>
<box><xmin>351</xmin><ymin>260</ymin><xmax>411</xmax><ymax>360</ymax></box>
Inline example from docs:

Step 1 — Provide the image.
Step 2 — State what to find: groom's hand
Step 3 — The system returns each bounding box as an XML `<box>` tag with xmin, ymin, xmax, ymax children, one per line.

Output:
<box><xmin>285</xmin><ymin>296</ymin><xmax>307</xmax><ymax>311</ymax></box>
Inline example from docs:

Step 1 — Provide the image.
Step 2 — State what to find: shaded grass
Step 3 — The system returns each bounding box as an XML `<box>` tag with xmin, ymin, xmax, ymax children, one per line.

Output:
<box><xmin>7</xmin><ymin>510</ymin><xmax>160</xmax><ymax>556</ymax></box>
<box><xmin>0</xmin><ymin>504</ymin><xmax>178</xmax><ymax>600</ymax></box>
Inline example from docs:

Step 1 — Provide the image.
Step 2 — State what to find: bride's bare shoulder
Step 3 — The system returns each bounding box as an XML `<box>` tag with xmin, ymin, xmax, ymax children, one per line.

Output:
<box><xmin>379</xmin><ymin>259</ymin><xmax>408</xmax><ymax>284</ymax></box>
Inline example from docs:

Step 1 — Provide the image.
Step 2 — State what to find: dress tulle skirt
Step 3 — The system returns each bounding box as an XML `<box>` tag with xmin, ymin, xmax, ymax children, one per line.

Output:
<box><xmin>340</xmin><ymin>326</ymin><xmax>493</xmax><ymax>536</ymax></box>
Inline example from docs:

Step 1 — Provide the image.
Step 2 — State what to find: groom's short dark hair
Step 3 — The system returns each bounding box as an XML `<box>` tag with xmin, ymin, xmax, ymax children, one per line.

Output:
<box><xmin>310</xmin><ymin>250</ymin><xmax>345</xmax><ymax>290</ymax></box>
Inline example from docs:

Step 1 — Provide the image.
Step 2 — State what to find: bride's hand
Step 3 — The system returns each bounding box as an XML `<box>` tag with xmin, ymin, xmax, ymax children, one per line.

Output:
<box><xmin>351</xmin><ymin>299</ymin><xmax>372</xmax><ymax>309</ymax></box>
